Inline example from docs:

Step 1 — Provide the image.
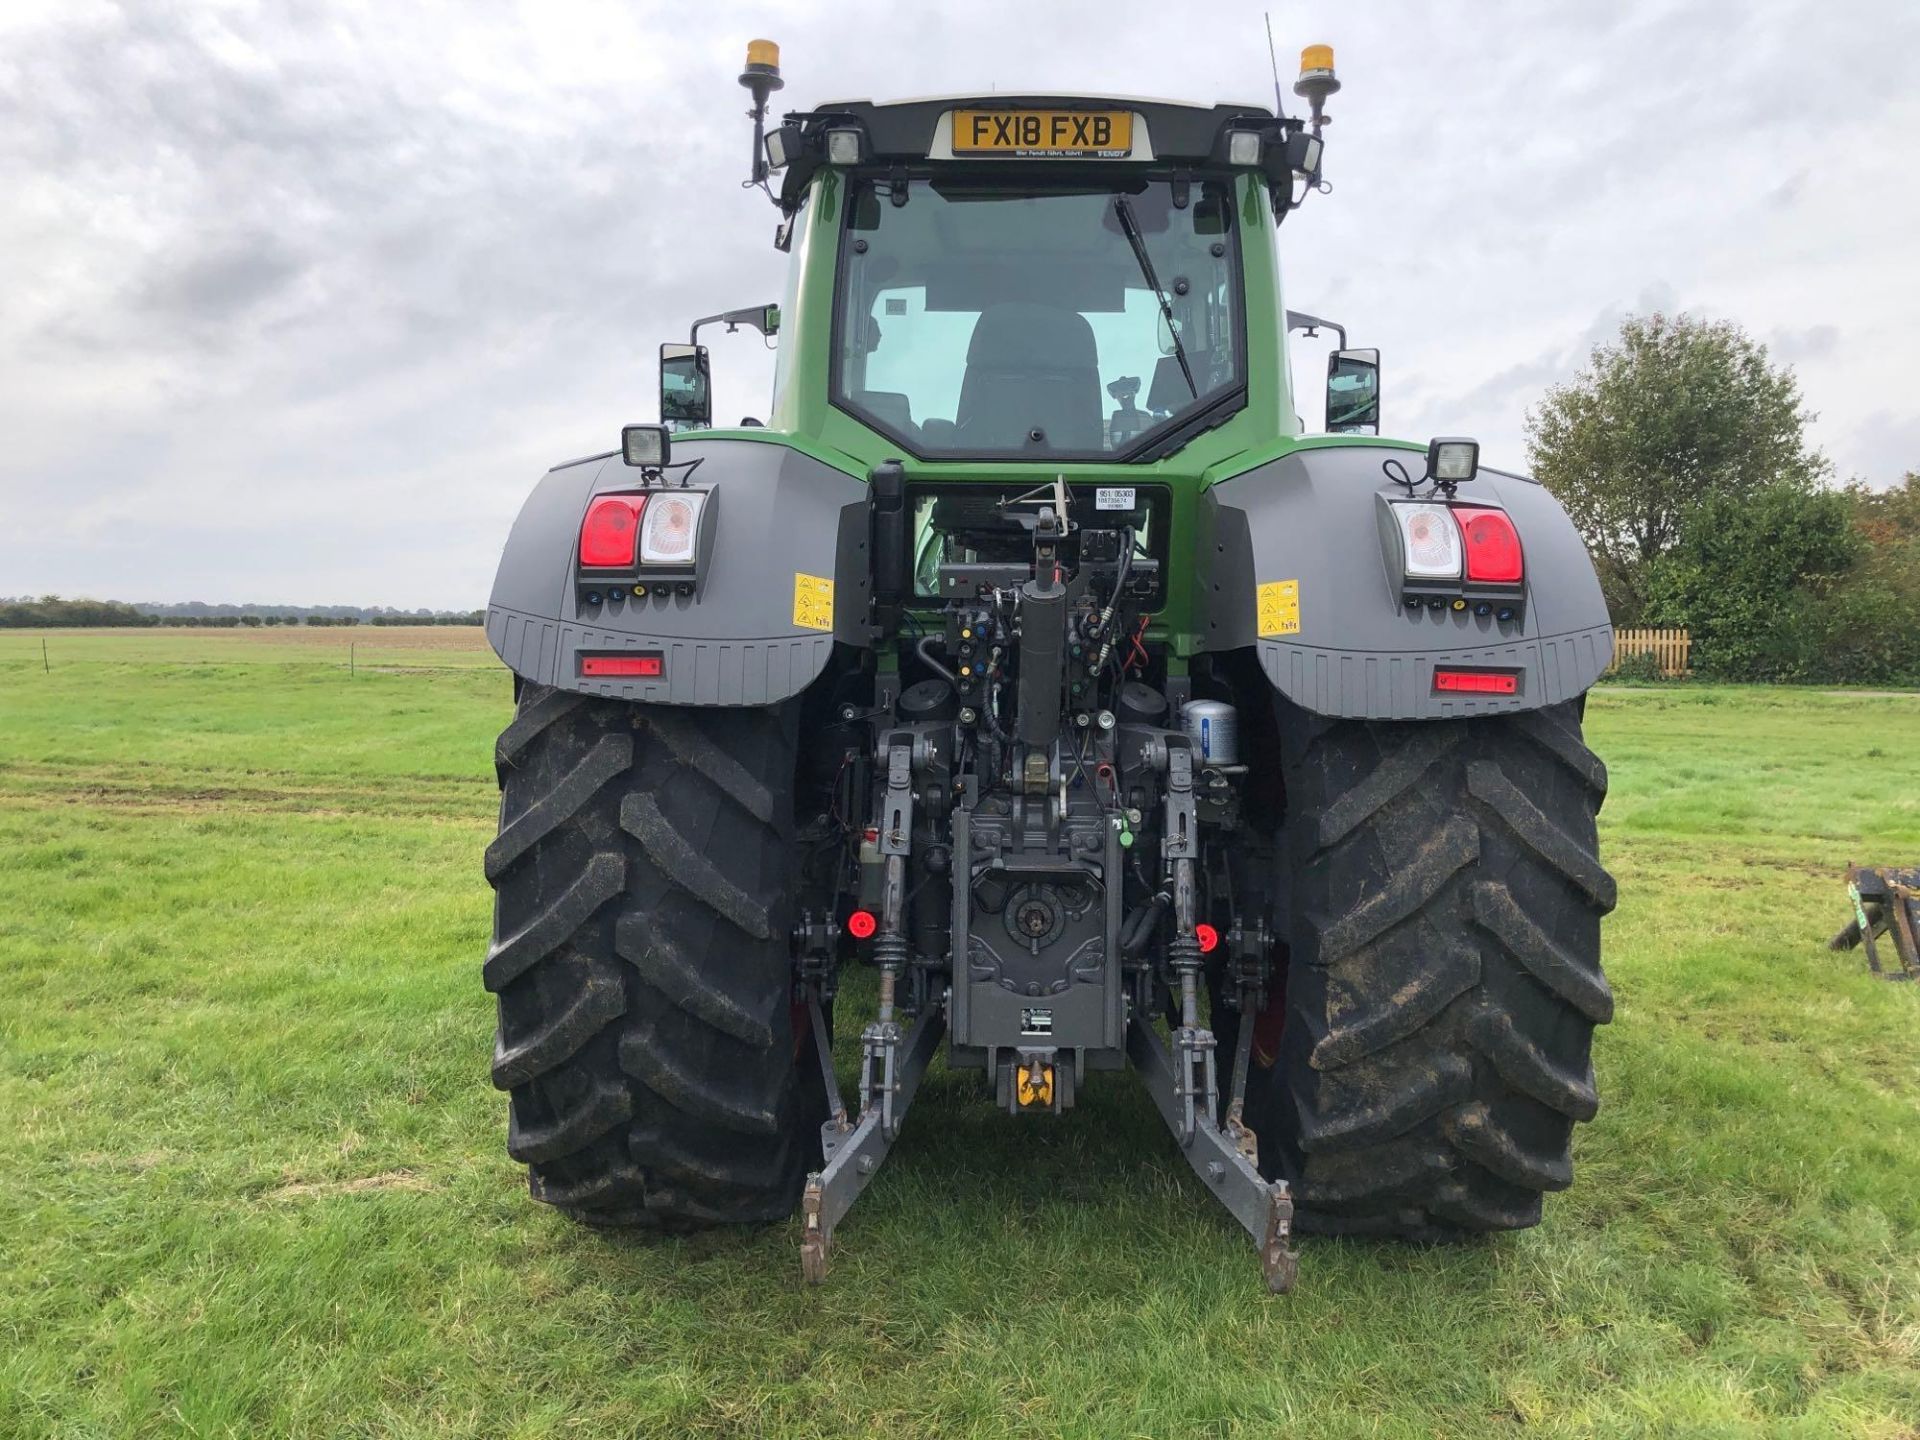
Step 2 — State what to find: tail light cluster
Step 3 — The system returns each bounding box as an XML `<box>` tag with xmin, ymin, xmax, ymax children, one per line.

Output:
<box><xmin>577</xmin><ymin>488</ymin><xmax>714</xmax><ymax>606</ymax></box>
<box><xmin>1387</xmin><ymin>499</ymin><xmax>1524</xmax><ymax>619</ymax></box>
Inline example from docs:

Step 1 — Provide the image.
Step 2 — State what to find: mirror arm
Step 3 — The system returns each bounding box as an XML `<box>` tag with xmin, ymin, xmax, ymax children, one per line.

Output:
<box><xmin>1285</xmin><ymin>308</ymin><xmax>1347</xmax><ymax>350</ymax></box>
<box><xmin>690</xmin><ymin>304</ymin><xmax>780</xmax><ymax>346</ymax></box>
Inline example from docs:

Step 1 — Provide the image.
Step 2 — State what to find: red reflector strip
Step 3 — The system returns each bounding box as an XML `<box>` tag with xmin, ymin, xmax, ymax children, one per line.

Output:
<box><xmin>1434</xmin><ymin>668</ymin><xmax>1518</xmax><ymax>695</ymax></box>
<box><xmin>580</xmin><ymin>654</ymin><xmax>664</xmax><ymax>678</ymax></box>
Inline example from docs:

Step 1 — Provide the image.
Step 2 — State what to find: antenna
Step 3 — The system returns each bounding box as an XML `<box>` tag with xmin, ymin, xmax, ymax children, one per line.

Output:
<box><xmin>1264</xmin><ymin>12</ymin><xmax>1290</xmax><ymax>119</ymax></box>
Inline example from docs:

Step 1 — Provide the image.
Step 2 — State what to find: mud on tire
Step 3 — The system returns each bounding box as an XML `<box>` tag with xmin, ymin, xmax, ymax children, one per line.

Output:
<box><xmin>1230</xmin><ymin>698</ymin><xmax>1616</xmax><ymax>1239</ymax></box>
<box><xmin>483</xmin><ymin>685</ymin><xmax>821</xmax><ymax>1228</ymax></box>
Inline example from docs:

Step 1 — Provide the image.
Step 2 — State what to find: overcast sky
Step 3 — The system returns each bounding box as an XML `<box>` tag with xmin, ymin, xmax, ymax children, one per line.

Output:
<box><xmin>3</xmin><ymin>0</ymin><xmax>1916</xmax><ymax>608</ymax></box>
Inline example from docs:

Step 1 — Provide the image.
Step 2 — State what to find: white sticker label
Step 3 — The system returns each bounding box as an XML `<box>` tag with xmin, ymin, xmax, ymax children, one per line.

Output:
<box><xmin>1095</xmin><ymin>487</ymin><xmax>1136</xmax><ymax>511</ymax></box>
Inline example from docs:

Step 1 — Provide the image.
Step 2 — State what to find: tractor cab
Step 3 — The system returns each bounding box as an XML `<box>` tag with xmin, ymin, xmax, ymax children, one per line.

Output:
<box><xmin>768</xmin><ymin>94</ymin><xmax>1316</xmax><ymax>462</ymax></box>
<box><xmin>660</xmin><ymin>64</ymin><xmax>1362</xmax><ymax>462</ymax></box>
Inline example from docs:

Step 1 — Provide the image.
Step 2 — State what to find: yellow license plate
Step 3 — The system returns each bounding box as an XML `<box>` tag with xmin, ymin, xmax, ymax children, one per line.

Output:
<box><xmin>952</xmin><ymin>109</ymin><xmax>1133</xmax><ymax>157</ymax></box>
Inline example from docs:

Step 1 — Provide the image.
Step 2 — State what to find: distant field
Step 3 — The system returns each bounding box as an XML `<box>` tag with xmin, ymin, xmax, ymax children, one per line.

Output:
<box><xmin>0</xmin><ymin>623</ymin><xmax>496</xmax><ymax>669</ymax></box>
<box><xmin>1</xmin><ymin>631</ymin><xmax>1917</xmax><ymax>1437</ymax></box>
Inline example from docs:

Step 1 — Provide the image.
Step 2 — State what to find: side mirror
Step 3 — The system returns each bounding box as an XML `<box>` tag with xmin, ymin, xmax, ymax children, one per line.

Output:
<box><xmin>1325</xmin><ymin>347</ymin><xmax>1380</xmax><ymax>434</ymax></box>
<box><xmin>660</xmin><ymin>343</ymin><xmax>712</xmax><ymax>429</ymax></box>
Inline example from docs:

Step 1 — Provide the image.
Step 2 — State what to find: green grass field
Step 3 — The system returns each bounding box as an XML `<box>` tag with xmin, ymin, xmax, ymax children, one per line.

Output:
<box><xmin>2</xmin><ymin>629</ymin><xmax>1917</xmax><ymax>1438</ymax></box>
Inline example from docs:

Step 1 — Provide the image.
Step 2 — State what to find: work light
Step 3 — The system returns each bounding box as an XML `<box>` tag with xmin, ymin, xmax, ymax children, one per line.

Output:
<box><xmin>764</xmin><ymin>124</ymin><xmax>802</xmax><ymax>172</ymax></box>
<box><xmin>1227</xmin><ymin>128</ymin><xmax>1263</xmax><ymax>167</ymax></box>
<box><xmin>622</xmin><ymin>424</ymin><xmax>669</xmax><ymax>468</ymax></box>
<box><xmin>1426</xmin><ymin>436</ymin><xmax>1479</xmax><ymax>486</ymax></box>
<box><xmin>825</xmin><ymin>126</ymin><xmax>866</xmax><ymax>165</ymax></box>
<box><xmin>1287</xmin><ymin>131</ymin><xmax>1323</xmax><ymax>178</ymax></box>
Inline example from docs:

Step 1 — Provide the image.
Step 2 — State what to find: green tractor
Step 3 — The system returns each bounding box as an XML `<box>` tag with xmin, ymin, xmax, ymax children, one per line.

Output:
<box><xmin>481</xmin><ymin>39</ymin><xmax>1616</xmax><ymax>1291</ymax></box>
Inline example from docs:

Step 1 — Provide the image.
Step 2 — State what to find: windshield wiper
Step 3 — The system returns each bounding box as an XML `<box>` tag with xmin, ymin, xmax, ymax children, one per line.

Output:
<box><xmin>1113</xmin><ymin>193</ymin><xmax>1197</xmax><ymax>401</ymax></box>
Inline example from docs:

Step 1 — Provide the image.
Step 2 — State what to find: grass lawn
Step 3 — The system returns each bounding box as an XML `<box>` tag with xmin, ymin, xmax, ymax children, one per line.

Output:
<box><xmin>1</xmin><ymin>629</ymin><xmax>1917</xmax><ymax>1437</ymax></box>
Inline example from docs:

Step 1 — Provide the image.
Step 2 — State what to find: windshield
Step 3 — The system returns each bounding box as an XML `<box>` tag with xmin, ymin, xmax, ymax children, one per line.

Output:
<box><xmin>832</xmin><ymin>176</ymin><xmax>1243</xmax><ymax>458</ymax></box>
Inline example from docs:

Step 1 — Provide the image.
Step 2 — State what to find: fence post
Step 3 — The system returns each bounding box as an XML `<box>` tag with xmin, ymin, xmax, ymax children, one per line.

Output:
<box><xmin>43</xmin><ymin>637</ymin><xmax>50</xmax><ymax>673</ymax></box>
<box><xmin>349</xmin><ymin>642</ymin><xmax>356</xmax><ymax>678</ymax></box>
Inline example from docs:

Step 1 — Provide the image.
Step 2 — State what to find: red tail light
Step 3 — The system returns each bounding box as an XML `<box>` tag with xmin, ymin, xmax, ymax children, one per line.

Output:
<box><xmin>1195</xmin><ymin>923</ymin><xmax>1220</xmax><ymax>954</ymax></box>
<box><xmin>580</xmin><ymin>495</ymin><xmax>647</xmax><ymax>568</ymax></box>
<box><xmin>1451</xmin><ymin>506</ymin><xmax>1523</xmax><ymax>584</ymax></box>
<box><xmin>1434</xmin><ymin>668</ymin><xmax>1518</xmax><ymax>695</ymax></box>
<box><xmin>580</xmin><ymin>654</ymin><xmax>663</xmax><ymax>678</ymax></box>
<box><xmin>846</xmin><ymin>909</ymin><xmax>878</xmax><ymax>940</ymax></box>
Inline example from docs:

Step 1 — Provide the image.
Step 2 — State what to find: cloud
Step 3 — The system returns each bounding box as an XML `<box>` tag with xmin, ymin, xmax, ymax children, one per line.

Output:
<box><xmin>1769</xmin><ymin>323</ymin><xmax>1840</xmax><ymax>364</ymax></box>
<box><xmin>1838</xmin><ymin>411</ymin><xmax>1920</xmax><ymax>488</ymax></box>
<box><xmin>2</xmin><ymin>0</ymin><xmax>1918</xmax><ymax>605</ymax></box>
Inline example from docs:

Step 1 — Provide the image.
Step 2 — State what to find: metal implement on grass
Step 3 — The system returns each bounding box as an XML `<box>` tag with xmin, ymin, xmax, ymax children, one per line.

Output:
<box><xmin>476</xmin><ymin>32</ymin><xmax>1620</xmax><ymax>1294</ymax></box>
<box><xmin>1831</xmin><ymin>864</ymin><xmax>1920</xmax><ymax>979</ymax></box>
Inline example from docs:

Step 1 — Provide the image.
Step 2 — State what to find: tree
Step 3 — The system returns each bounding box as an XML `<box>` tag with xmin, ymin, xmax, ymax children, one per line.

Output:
<box><xmin>1525</xmin><ymin>313</ymin><xmax>1829</xmax><ymax>621</ymax></box>
<box><xmin>1643</xmin><ymin>483</ymin><xmax>1858</xmax><ymax>679</ymax></box>
<box><xmin>1843</xmin><ymin>471</ymin><xmax>1920</xmax><ymax>594</ymax></box>
<box><xmin>0</xmin><ymin>595</ymin><xmax>157</xmax><ymax>628</ymax></box>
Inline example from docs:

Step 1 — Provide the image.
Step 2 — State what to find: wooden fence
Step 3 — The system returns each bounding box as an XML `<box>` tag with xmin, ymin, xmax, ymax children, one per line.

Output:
<box><xmin>1609</xmin><ymin>627</ymin><xmax>1691</xmax><ymax>677</ymax></box>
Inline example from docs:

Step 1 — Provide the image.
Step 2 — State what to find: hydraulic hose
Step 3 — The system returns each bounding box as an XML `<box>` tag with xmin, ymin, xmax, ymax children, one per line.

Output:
<box><xmin>1091</xmin><ymin>536</ymin><xmax>1134</xmax><ymax>674</ymax></box>
<box><xmin>1121</xmin><ymin>889</ymin><xmax>1172</xmax><ymax>958</ymax></box>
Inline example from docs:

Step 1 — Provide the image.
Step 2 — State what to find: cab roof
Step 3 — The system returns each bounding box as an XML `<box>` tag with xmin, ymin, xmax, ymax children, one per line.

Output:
<box><xmin>789</xmin><ymin>94</ymin><xmax>1280</xmax><ymax>164</ymax></box>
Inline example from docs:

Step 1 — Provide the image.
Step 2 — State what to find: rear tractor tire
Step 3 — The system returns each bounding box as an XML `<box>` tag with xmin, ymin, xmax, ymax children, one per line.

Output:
<box><xmin>1227</xmin><ymin>699</ymin><xmax>1616</xmax><ymax>1239</ymax></box>
<box><xmin>483</xmin><ymin>685</ymin><xmax>821</xmax><ymax>1229</ymax></box>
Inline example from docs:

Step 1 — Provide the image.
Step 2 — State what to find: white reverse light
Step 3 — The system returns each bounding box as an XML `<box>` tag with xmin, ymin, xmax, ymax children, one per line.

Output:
<box><xmin>1392</xmin><ymin>502</ymin><xmax>1462</xmax><ymax>579</ymax></box>
<box><xmin>640</xmin><ymin>490</ymin><xmax>708</xmax><ymax>565</ymax></box>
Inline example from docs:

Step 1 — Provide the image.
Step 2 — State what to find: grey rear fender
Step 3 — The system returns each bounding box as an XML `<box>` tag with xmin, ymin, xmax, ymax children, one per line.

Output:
<box><xmin>487</xmin><ymin>438</ymin><xmax>871</xmax><ymax>704</ymax></box>
<box><xmin>1202</xmin><ymin>445</ymin><xmax>1612</xmax><ymax>719</ymax></box>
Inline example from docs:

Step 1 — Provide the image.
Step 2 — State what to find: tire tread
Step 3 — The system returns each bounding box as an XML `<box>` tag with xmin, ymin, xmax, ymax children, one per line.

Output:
<box><xmin>486</xmin><ymin>687</ymin><xmax>815</xmax><ymax>1229</ymax></box>
<box><xmin>1234</xmin><ymin>699</ymin><xmax>1614</xmax><ymax>1238</ymax></box>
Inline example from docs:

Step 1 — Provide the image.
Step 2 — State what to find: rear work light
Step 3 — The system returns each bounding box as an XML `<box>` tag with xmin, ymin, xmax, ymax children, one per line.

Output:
<box><xmin>1452</xmin><ymin>506</ymin><xmax>1524</xmax><ymax>584</ymax></box>
<box><xmin>580</xmin><ymin>495</ymin><xmax>647</xmax><ymax>568</ymax></box>
<box><xmin>580</xmin><ymin>654</ymin><xmax>664</xmax><ymax>678</ymax></box>
<box><xmin>1434</xmin><ymin>668</ymin><xmax>1518</xmax><ymax>695</ymax></box>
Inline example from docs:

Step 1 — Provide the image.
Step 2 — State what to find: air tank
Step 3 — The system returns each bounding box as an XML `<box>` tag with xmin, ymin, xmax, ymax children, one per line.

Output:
<box><xmin>1182</xmin><ymin>699</ymin><xmax>1239</xmax><ymax>765</ymax></box>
